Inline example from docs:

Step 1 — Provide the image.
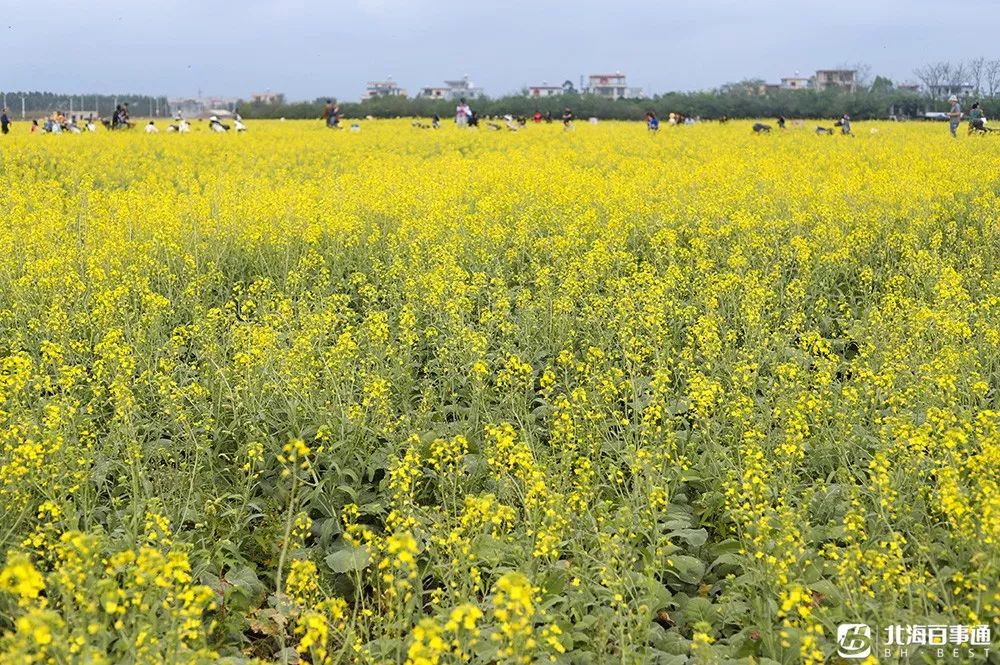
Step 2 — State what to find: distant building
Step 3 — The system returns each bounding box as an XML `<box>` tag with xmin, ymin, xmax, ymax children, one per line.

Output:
<box><xmin>250</xmin><ymin>91</ymin><xmax>285</xmax><ymax>104</ymax></box>
<box><xmin>205</xmin><ymin>97</ymin><xmax>238</xmax><ymax>112</ymax></box>
<box><xmin>419</xmin><ymin>87</ymin><xmax>450</xmax><ymax>99</ymax></box>
<box><xmin>814</xmin><ymin>69</ymin><xmax>857</xmax><ymax>92</ymax></box>
<box><xmin>928</xmin><ymin>83</ymin><xmax>975</xmax><ymax>98</ymax></box>
<box><xmin>527</xmin><ymin>83</ymin><xmax>564</xmax><ymax>97</ymax></box>
<box><xmin>167</xmin><ymin>96</ymin><xmax>237</xmax><ymax>118</ymax></box>
<box><xmin>365</xmin><ymin>79</ymin><xmax>407</xmax><ymax>99</ymax></box>
<box><xmin>168</xmin><ymin>98</ymin><xmax>206</xmax><ymax>118</ymax></box>
<box><xmin>418</xmin><ymin>75</ymin><xmax>483</xmax><ymax>100</ymax></box>
<box><xmin>896</xmin><ymin>82</ymin><xmax>922</xmax><ymax>93</ymax></box>
<box><xmin>780</xmin><ymin>76</ymin><xmax>812</xmax><ymax>90</ymax></box>
<box><xmin>586</xmin><ymin>72</ymin><xmax>642</xmax><ymax>100</ymax></box>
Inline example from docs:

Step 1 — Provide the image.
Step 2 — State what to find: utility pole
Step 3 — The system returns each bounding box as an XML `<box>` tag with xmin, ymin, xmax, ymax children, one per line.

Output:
<box><xmin>21</xmin><ymin>96</ymin><xmax>25</xmax><ymax>119</ymax></box>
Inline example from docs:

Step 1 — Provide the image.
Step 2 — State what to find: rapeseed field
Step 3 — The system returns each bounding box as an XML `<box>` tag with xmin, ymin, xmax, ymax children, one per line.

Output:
<box><xmin>0</xmin><ymin>119</ymin><xmax>997</xmax><ymax>663</ymax></box>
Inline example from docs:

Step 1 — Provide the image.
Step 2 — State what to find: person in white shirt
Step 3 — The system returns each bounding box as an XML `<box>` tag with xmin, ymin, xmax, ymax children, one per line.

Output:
<box><xmin>209</xmin><ymin>115</ymin><xmax>229</xmax><ymax>132</ymax></box>
<box><xmin>145</xmin><ymin>120</ymin><xmax>159</xmax><ymax>134</ymax></box>
<box><xmin>168</xmin><ymin>115</ymin><xmax>191</xmax><ymax>133</ymax></box>
<box><xmin>455</xmin><ymin>98</ymin><xmax>470</xmax><ymax>127</ymax></box>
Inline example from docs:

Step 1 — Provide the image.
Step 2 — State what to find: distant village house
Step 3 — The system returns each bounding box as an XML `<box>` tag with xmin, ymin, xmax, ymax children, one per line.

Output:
<box><xmin>526</xmin><ymin>82</ymin><xmax>564</xmax><ymax>97</ymax></box>
<box><xmin>780</xmin><ymin>76</ymin><xmax>812</xmax><ymax>90</ymax></box>
<box><xmin>365</xmin><ymin>79</ymin><xmax>407</xmax><ymax>99</ymax></box>
<box><xmin>927</xmin><ymin>82</ymin><xmax>975</xmax><ymax>98</ymax></box>
<box><xmin>813</xmin><ymin>69</ymin><xmax>857</xmax><ymax>92</ymax></box>
<box><xmin>250</xmin><ymin>91</ymin><xmax>285</xmax><ymax>105</ymax></box>
<box><xmin>586</xmin><ymin>72</ymin><xmax>643</xmax><ymax>100</ymax></box>
<box><xmin>418</xmin><ymin>76</ymin><xmax>483</xmax><ymax>100</ymax></box>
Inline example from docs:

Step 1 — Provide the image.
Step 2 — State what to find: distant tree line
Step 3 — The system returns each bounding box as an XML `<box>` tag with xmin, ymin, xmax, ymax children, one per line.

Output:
<box><xmin>9</xmin><ymin>57</ymin><xmax>1000</xmax><ymax>124</ymax></box>
<box><xmin>0</xmin><ymin>91</ymin><xmax>171</xmax><ymax>118</ymax></box>
<box><xmin>236</xmin><ymin>87</ymin><xmax>981</xmax><ymax>122</ymax></box>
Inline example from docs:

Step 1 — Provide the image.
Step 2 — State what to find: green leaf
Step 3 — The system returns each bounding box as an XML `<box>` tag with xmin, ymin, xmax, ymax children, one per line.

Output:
<box><xmin>708</xmin><ymin>552</ymin><xmax>743</xmax><ymax>573</ymax></box>
<box><xmin>472</xmin><ymin>534</ymin><xmax>514</xmax><ymax>566</ymax></box>
<box><xmin>683</xmin><ymin>597</ymin><xmax>719</xmax><ymax>625</ymax></box>
<box><xmin>325</xmin><ymin>545</ymin><xmax>370</xmax><ymax>573</ymax></box>
<box><xmin>665</xmin><ymin>555</ymin><xmax>705</xmax><ymax>585</ymax></box>
<box><xmin>224</xmin><ymin>565</ymin><xmax>264</xmax><ymax>595</ymax></box>
<box><xmin>669</xmin><ymin>528</ymin><xmax>708</xmax><ymax>547</ymax></box>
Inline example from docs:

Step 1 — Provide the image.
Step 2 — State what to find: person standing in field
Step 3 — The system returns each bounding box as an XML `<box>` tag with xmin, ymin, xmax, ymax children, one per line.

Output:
<box><xmin>1</xmin><ymin>108</ymin><xmax>10</xmax><ymax>135</ymax></box>
<box><xmin>646</xmin><ymin>111</ymin><xmax>659</xmax><ymax>132</ymax></box>
<box><xmin>322</xmin><ymin>100</ymin><xmax>341</xmax><ymax>128</ymax></box>
<box><xmin>948</xmin><ymin>95</ymin><xmax>961</xmax><ymax>138</ymax></box>
<box><xmin>840</xmin><ymin>113</ymin><xmax>852</xmax><ymax>136</ymax></box>
<box><xmin>455</xmin><ymin>98</ymin><xmax>471</xmax><ymax>127</ymax></box>
<box><xmin>562</xmin><ymin>107</ymin><xmax>574</xmax><ymax>130</ymax></box>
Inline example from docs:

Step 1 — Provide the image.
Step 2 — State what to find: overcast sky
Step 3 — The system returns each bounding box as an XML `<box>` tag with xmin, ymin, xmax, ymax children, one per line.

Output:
<box><xmin>2</xmin><ymin>0</ymin><xmax>996</xmax><ymax>100</ymax></box>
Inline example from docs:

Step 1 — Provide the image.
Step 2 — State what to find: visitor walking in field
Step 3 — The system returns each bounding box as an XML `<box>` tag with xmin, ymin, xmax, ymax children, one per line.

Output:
<box><xmin>646</xmin><ymin>111</ymin><xmax>659</xmax><ymax>132</ymax></box>
<box><xmin>1</xmin><ymin>108</ymin><xmax>10</xmax><ymax>135</ymax></box>
<box><xmin>948</xmin><ymin>95</ymin><xmax>962</xmax><ymax>138</ymax></box>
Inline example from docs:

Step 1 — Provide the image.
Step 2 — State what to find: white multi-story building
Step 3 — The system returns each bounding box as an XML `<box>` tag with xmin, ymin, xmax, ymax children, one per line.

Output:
<box><xmin>418</xmin><ymin>75</ymin><xmax>483</xmax><ymax>100</ymax></box>
<box><xmin>365</xmin><ymin>78</ymin><xmax>407</xmax><ymax>99</ymax></box>
<box><xmin>586</xmin><ymin>72</ymin><xmax>642</xmax><ymax>99</ymax></box>
<box><xmin>780</xmin><ymin>76</ymin><xmax>812</xmax><ymax>90</ymax></box>
<box><xmin>527</xmin><ymin>83</ymin><xmax>564</xmax><ymax>97</ymax></box>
